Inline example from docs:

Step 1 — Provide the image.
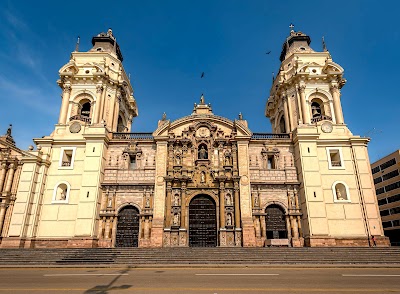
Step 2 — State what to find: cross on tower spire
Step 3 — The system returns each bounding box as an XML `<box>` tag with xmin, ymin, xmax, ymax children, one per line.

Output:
<box><xmin>289</xmin><ymin>23</ymin><xmax>295</xmax><ymax>32</ymax></box>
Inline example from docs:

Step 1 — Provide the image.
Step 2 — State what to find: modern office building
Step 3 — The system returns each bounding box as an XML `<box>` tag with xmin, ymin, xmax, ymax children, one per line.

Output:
<box><xmin>372</xmin><ymin>150</ymin><xmax>400</xmax><ymax>245</ymax></box>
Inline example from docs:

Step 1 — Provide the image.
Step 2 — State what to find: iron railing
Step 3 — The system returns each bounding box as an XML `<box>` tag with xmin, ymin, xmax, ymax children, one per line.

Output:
<box><xmin>112</xmin><ymin>132</ymin><xmax>154</xmax><ymax>140</ymax></box>
<box><xmin>251</xmin><ymin>133</ymin><xmax>290</xmax><ymax>140</ymax></box>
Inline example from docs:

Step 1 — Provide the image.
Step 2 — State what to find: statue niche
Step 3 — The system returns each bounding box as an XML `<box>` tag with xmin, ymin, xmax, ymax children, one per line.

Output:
<box><xmin>198</xmin><ymin>144</ymin><xmax>208</xmax><ymax>160</ymax></box>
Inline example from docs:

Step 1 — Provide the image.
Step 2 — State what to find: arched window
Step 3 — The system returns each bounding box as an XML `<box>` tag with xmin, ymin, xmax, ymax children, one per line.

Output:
<box><xmin>52</xmin><ymin>181</ymin><xmax>71</xmax><ymax>203</ymax></box>
<box><xmin>279</xmin><ymin>116</ymin><xmax>286</xmax><ymax>133</ymax></box>
<box><xmin>310</xmin><ymin>98</ymin><xmax>325</xmax><ymax>118</ymax></box>
<box><xmin>332</xmin><ymin>181</ymin><xmax>351</xmax><ymax>202</ymax></box>
<box><xmin>117</xmin><ymin>115</ymin><xmax>126</xmax><ymax>132</ymax></box>
<box><xmin>80</xmin><ymin>101</ymin><xmax>91</xmax><ymax>118</ymax></box>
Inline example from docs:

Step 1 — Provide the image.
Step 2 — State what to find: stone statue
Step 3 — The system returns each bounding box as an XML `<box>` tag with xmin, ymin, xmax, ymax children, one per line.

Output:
<box><xmin>145</xmin><ymin>196</ymin><xmax>150</xmax><ymax>208</ymax></box>
<box><xmin>6</xmin><ymin>124</ymin><xmax>12</xmax><ymax>136</ymax></box>
<box><xmin>199</xmin><ymin>146</ymin><xmax>208</xmax><ymax>159</ymax></box>
<box><xmin>173</xmin><ymin>213</ymin><xmax>179</xmax><ymax>226</ymax></box>
<box><xmin>225</xmin><ymin>194</ymin><xmax>232</xmax><ymax>206</ymax></box>
<box><xmin>226</xmin><ymin>213</ymin><xmax>232</xmax><ymax>226</ymax></box>
<box><xmin>254</xmin><ymin>194</ymin><xmax>259</xmax><ymax>207</ymax></box>
<box><xmin>238</xmin><ymin>112</ymin><xmax>243</xmax><ymax>120</ymax></box>
<box><xmin>224</xmin><ymin>155</ymin><xmax>230</xmax><ymax>166</ymax></box>
<box><xmin>336</xmin><ymin>188</ymin><xmax>344</xmax><ymax>200</ymax></box>
<box><xmin>200</xmin><ymin>171</ymin><xmax>205</xmax><ymax>183</ymax></box>
<box><xmin>173</xmin><ymin>194</ymin><xmax>180</xmax><ymax>206</ymax></box>
<box><xmin>175</xmin><ymin>155</ymin><xmax>181</xmax><ymax>166</ymax></box>
<box><xmin>162</xmin><ymin>112</ymin><xmax>167</xmax><ymax>121</ymax></box>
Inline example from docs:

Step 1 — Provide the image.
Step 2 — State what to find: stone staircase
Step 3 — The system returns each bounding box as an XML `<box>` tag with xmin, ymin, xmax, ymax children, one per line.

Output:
<box><xmin>0</xmin><ymin>247</ymin><xmax>400</xmax><ymax>266</ymax></box>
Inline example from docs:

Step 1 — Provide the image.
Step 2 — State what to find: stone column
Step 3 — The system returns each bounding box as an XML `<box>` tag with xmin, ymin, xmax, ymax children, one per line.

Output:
<box><xmin>286</xmin><ymin>215</ymin><xmax>292</xmax><ymax>246</ymax></box>
<box><xmin>104</xmin><ymin>218</ymin><xmax>111</xmax><ymax>239</ymax></box>
<box><xmin>0</xmin><ymin>202</ymin><xmax>7</xmax><ymax>235</ymax></box>
<box><xmin>180</xmin><ymin>184</ymin><xmax>186</xmax><ymax>229</ymax></box>
<box><xmin>1</xmin><ymin>196</ymin><xmax>15</xmax><ymax>237</ymax></box>
<box><xmin>107</xmin><ymin>90</ymin><xmax>117</xmax><ymax>129</ymax></box>
<box><xmin>0</xmin><ymin>163</ymin><xmax>7</xmax><ymax>192</ymax></box>
<box><xmin>94</xmin><ymin>85</ymin><xmax>103</xmax><ymax>123</ymax></box>
<box><xmin>219</xmin><ymin>182</ymin><xmax>225</xmax><ymax>228</ymax></box>
<box><xmin>260</xmin><ymin>216</ymin><xmax>266</xmax><ymax>238</ymax></box>
<box><xmin>330</xmin><ymin>83</ymin><xmax>344</xmax><ymax>124</ymax></box>
<box><xmin>144</xmin><ymin>218</ymin><xmax>150</xmax><ymax>240</ymax></box>
<box><xmin>291</xmin><ymin>216</ymin><xmax>299</xmax><ymax>239</ymax></box>
<box><xmin>234</xmin><ymin>183</ymin><xmax>240</xmax><ymax>229</ymax></box>
<box><xmin>58</xmin><ymin>85</ymin><xmax>71</xmax><ymax>124</ymax></box>
<box><xmin>283</xmin><ymin>96</ymin><xmax>290</xmax><ymax>132</ymax></box>
<box><xmin>298</xmin><ymin>85</ymin><xmax>310</xmax><ymax>124</ymax></box>
<box><xmin>4</xmin><ymin>164</ymin><xmax>15</xmax><ymax>193</ymax></box>
<box><xmin>286</xmin><ymin>94</ymin><xmax>294</xmax><ymax>131</ymax></box>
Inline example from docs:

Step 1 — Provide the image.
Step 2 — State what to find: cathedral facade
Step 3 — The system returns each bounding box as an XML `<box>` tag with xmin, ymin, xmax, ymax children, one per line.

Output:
<box><xmin>0</xmin><ymin>29</ymin><xmax>389</xmax><ymax>248</ymax></box>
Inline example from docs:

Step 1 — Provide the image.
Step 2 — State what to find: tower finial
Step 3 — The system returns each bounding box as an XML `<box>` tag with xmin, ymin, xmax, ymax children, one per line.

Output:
<box><xmin>289</xmin><ymin>23</ymin><xmax>295</xmax><ymax>32</ymax></box>
<box><xmin>75</xmin><ymin>36</ymin><xmax>80</xmax><ymax>52</ymax></box>
<box><xmin>322</xmin><ymin>36</ymin><xmax>328</xmax><ymax>52</ymax></box>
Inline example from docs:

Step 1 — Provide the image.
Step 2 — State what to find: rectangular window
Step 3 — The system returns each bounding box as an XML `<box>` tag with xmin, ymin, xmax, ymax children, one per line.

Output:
<box><xmin>380</xmin><ymin>209</ymin><xmax>390</xmax><ymax>217</ymax></box>
<box><xmin>326</xmin><ymin>148</ymin><xmax>344</xmax><ymax>169</ymax></box>
<box><xmin>387</xmin><ymin>194</ymin><xmax>400</xmax><ymax>204</ymax></box>
<box><xmin>382</xmin><ymin>169</ymin><xmax>399</xmax><ymax>182</ymax></box>
<box><xmin>372</xmin><ymin>166</ymin><xmax>381</xmax><ymax>174</ymax></box>
<box><xmin>267</xmin><ymin>155</ymin><xmax>275</xmax><ymax>169</ymax></box>
<box><xmin>374</xmin><ymin>177</ymin><xmax>383</xmax><ymax>185</ymax></box>
<box><xmin>130</xmin><ymin>156</ymin><xmax>136</xmax><ymax>169</ymax></box>
<box><xmin>382</xmin><ymin>221</ymin><xmax>393</xmax><ymax>228</ymax></box>
<box><xmin>385</xmin><ymin>181</ymin><xmax>400</xmax><ymax>193</ymax></box>
<box><xmin>376</xmin><ymin>187</ymin><xmax>385</xmax><ymax>195</ymax></box>
<box><xmin>59</xmin><ymin>147</ymin><xmax>76</xmax><ymax>169</ymax></box>
<box><xmin>378</xmin><ymin>198</ymin><xmax>388</xmax><ymax>206</ymax></box>
<box><xmin>380</xmin><ymin>158</ymin><xmax>396</xmax><ymax>171</ymax></box>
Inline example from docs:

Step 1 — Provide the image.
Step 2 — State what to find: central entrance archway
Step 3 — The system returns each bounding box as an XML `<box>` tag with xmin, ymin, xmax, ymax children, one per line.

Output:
<box><xmin>265</xmin><ymin>204</ymin><xmax>287</xmax><ymax>239</ymax></box>
<box><xmin>116</xmin><ymin>205</ymin><xmax>139</xmax><ymax>247</ymax></box>
<box><xmin>189</xmin><ymin>195</ymin><xmax>217</xmax><ymax>247</ymax></box>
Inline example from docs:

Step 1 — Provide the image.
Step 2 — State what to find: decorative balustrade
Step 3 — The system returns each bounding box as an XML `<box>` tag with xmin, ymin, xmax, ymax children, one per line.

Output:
<box><xmin>69</xmin><ymin>115</ymin><xmax>91</xmax><ymax>124</ymax></box>
<box><xmin>112</xmin><ymin>132</ymin><xmax>154</xmax><ymax>140</ymax></box>
<box><xmin>251</xmin><ymin>133</ymin><xmax>290</xmax><ymax>140</ymax></box>
<box><xmin>311</xmin><ymin>115</ymin><xmax>332</xmax><ymax>123</ymax></box>
<box><xmin>61</xmin><ymin>161</ymin><xmax>71</xmax><ymax>167</ymax></box>
<box><xmin>331</xmin><ymin>161</ymin><xmax>342</xmax><ymax>167</ymax></box>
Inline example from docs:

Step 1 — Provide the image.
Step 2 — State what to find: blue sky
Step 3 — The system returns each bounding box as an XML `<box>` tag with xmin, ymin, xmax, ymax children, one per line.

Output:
<box><xmin>0</xmin><ymin>0</ymin><xmax>398</xmax><ymax>163</ymax></box>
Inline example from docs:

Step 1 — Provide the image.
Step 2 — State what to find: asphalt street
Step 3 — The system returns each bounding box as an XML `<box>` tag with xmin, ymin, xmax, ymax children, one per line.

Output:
<box><xmin>1</xmin><ymin>267</ymin><xmax>400</xmax><ymax>293</ymax></box>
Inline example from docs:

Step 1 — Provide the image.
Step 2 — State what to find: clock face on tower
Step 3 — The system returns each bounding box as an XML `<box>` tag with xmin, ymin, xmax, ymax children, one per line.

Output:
<box><xmin>69</xmin><ymin>122</ymin><xmax>82</xmax><ymax>133</ymax></box>
<box><xmin>321</xmin><ymin>122</ymin><xmax>333</xmax><ymax>133</ymax></box>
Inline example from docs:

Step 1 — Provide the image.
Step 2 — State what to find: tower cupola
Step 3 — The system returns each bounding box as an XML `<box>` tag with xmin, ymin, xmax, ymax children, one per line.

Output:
<box><xmin>279</xmin><ymin>30</ymin><xmax>313</xmax><ymax>62</ymax></box>
<box><xmin>90</xmin><ymin>28</ymin><xmax>123</xmax><ymax>61</ymax></box>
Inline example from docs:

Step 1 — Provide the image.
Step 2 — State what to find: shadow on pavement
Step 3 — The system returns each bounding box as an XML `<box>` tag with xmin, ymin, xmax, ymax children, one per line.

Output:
<box><xmin>84</xmin><ymin>266</ymin><xmax>132</xmax><ymax>293</ymax></box>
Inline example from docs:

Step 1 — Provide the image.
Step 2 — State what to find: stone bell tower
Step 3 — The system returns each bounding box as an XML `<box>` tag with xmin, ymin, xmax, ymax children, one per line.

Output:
<box><xmin>265</xmin><ymin>28</ymin><xmax>388</xmax><ymax>247</ymax></box>
<box><xmin>2</xmin><ymin>30</ymin><xmax>138</xmax><ymax>248</ymax></box>
<box><xmin>57</xmin><ymin>28</ymin><xmax>137</xmax><ymax>132</ymax></box>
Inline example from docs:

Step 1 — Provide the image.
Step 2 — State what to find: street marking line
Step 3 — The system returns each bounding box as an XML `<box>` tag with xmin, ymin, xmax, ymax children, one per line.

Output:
<box><xmin>342</xmin><ymin>274</ymin><xmax>400</xmax><ymax>277</ymax></box>
<box><xmin>195</xmin><ymin>273</ymin><xmax>279</xmax><ymax>276</ymax></box>
<box><xmin>43</xmin><ymin>273</ymin><xmax>129</xmax><ymax>276</ymax></box>
<box><xmin>0</xmin><ymin>288</ymin><xmax>397</xmax><ymax>292</ymax></box>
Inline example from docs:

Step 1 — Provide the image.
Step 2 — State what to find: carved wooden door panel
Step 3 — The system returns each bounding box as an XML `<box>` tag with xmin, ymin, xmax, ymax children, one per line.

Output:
<box><xmin>189</xmin><ymin>195</ymin><xmax>217</xmax><ymax>247</ymax></box>
<box><xmin>116</xmin><ymin>206</ymin><xmax>140</xmax><ymax>247</ymax></box>
<box><xmin>266</xmin><ymin>204</ymin><xmax>287</xmax><ymax>239</ymax></box>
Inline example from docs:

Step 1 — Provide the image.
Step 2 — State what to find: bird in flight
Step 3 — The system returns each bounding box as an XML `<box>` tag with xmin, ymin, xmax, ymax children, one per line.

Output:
<box><xmin>266</xmin><ymin>51</ymin><xmax>271</xmax><ymax>55</ymax></box>
<box><xmin>201</xmin><ymin>72</ymin><xmax>205</xmax><ymax>78</ymax></box>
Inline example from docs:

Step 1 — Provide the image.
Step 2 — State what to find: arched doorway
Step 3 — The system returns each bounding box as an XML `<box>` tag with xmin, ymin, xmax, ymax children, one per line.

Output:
<box><xmin>265</xmin><ymin>204</ymin><xmax>287</xmax><ymax>240</ymax></box>
<box><xmin>189</xmin><ymin>195</ymin><xmax>217</xmax><ymax>247</ymax></box>
<box><xmin>116</xmin><ymin>205</ymin><xmax>140</xmax><ymax>247</ymax></box>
